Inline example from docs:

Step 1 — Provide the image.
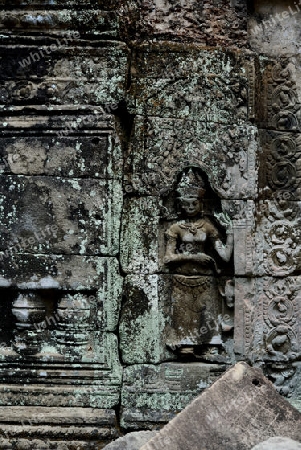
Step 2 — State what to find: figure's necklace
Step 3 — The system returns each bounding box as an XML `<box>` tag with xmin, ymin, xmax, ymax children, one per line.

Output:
<box><xmin>179</xmin><ymin>220</ymin><xmax>204</xmax><ymax>235</ymax></box>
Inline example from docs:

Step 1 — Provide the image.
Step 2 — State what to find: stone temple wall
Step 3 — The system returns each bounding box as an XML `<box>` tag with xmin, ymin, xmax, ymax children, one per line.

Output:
<box><xmin>0</xmin><ymin>0</ymin><xmax>300</xmax><ymax>448</ymax></box>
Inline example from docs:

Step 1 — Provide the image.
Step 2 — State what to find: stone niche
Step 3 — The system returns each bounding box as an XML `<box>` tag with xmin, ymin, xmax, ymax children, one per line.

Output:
<box><xmin>0</xmin><ymin>0</ymin><xmax>300</xmax><ymax>448</ymax></box>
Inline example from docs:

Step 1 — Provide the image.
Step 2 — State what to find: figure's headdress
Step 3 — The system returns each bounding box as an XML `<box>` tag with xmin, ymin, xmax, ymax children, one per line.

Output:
<box><xmin>176</xmin><ymin>168</ymin><xmax>206</xmax><ymax>198</ymax></box>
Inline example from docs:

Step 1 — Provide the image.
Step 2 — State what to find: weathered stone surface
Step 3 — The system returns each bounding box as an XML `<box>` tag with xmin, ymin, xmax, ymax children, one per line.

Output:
<box><xmin>125</xmin><ymin>117</ymin><xmax>258</xmax><ymax>198</ymax></box>
<box><xmin>0</xmin><ymin>0</ymin><xmax>301</xmax><ymax>445</ymax></box>
<box><xmin>234</xmin><ymin>277</ymin><xmax>301</xmax><ymax>372</ymax></box>
<box><xmin>255</xmin><ymin>56</ymin><xmax>301</xmax><ymax>131</ymax></box>
<box><xmin>120</xmin><ymin>197</ymin><xmax>162</xmax><ymax>275</ymax></box>
<box><xmin>130</xmin><ymin>48</ymin><xmax>251</xmax><ymax>123</ymax></box>
<box><xmin>121</xmin><ymin>363</ymin><xmax>224</xmax><ymax>430</ymax></box>
<box><xmin>252</xmin><ymin>437</ymin><xmax>301</xmax><ymax>450</ymax></box>
<box><xmin>0</xmin><ymin>175</ymin><xmax>122</xmax><ymax>256</ymax></box>
<box><xmin>140</xmin><ymin>363</ymin><xmax>301</xmax><ymax>450</ymax></box>
<box><xmin>0</xmin><ymin>43</ymin><xmax>129</xmax><ymax>106</ymax></box>
<box><xmin>249</xmin><ymin>2</ymin><xmax>301</xmax><ymax>56</ymax></box>
<box><xmin>0</xmin><ymin>0</ymin><xmax>120</xmax><ymax>6</ymax></box>
<box><xmin>0</xmin><ymin>255</ymin><xmax>120</xmax><ymax>289</ymax></box>
<box><xmin>119</xmin><ymin>275</ymin><xmax>171</xmax><ymax>364</ymax></box>
<box><xmin>0</xmin><ymin>407</ymin><xmax>118</xmax><ymax>449</ymax></box>
<box><xmin>0</xmin><ymin>135</ymin><xmax>122</xmax><ymax>179</ymax></box>
<box><xmin>255</xmin><ymin>201</ymin><xmax>301</xmax><ymax>276</ymax></box>
<box><xmin>103</xmin><ymin>431</ymin><xmax>157</xmax><ymax>449</ymax></box>
<box><xmin>122</xmin><ymin>0</ymin><xmax>247</xmax><ymax>47</ymax></box>
<box><xmin>0</xmin><ymin>11</ymin><xmax>119</xmax><ymax>38</ymax></box>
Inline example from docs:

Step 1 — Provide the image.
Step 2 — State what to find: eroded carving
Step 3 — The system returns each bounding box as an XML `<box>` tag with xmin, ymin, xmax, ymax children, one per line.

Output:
<box><xmin>125</xmin><ymin>116</ymin><xmax>258</xmax><ymax>199</ymax></box>
<box><xmin>259</xmin><ymin>131</ymin><xmax>301</xmax><ymax>200</ymax></box>
<box><xmin>260</xmin><ymin>58</ymin><xmax>301</xmax><ymax>131</ymax></box>
<box><xmin>164</xmin><ymin>168</ymin><xmax>234</xmax><ymax>361</ymax></box>
<box><xmin>12</xmin><ymin>292</ymin><xmax>47</xmax><ymax>355</ymax></box>
<box><xmin>236</xmin><ymin>277</ymin><xmax>301</xmax><ymax>364</ymax></box>
<box><xmin>256</xmin><ymin>200</ymin><xmax>301</xmax><ymax>276</ymax></box>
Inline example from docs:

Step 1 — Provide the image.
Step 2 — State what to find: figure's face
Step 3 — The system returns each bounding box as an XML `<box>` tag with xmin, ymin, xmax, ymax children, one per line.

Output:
<box><xmin>179</xmin><ymin>196</ymin><xmax>202</xmax><ymax>217</ymax></box>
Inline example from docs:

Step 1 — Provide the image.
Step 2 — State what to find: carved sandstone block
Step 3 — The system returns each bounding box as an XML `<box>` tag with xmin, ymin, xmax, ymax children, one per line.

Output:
<box><xmin>256</xmin><ymin>56</ymin><xmax>301</xmax><ymax>131</ymax></box>
<box><xmin>234</xmin><ymin>277</ymin><xmax>301</xmax><ymax>367</ymax></box>
<box><xmin>125</xmin><ymin>116</ymin><xmax>258</xmax><ymax>199</ymax></box>
<box><xmin>119</xmin><ymin>273</ymin><xmax>236</xmax><ymax>365</ymax></box>
<box><xmin>255</xmin><ymin>200</ymin><xmax>301</xmax><ymax>276</ymax></box>
<box><xmin>140</xmin><ymin>363</ymin><xmax>301</xmax><ymax>450</ymax></box>
<box><xmin>0</xmin><ymin>176</ymin><xmax>122</xmax><ymax>256</ymax></box>
<box><xmin>120</xmin><ymin>197</ymin><xmax>161</xmax><ymax>275</ymax></box>
<box><xmin>121</xmin><ymin>194</ymin><xmax>256</xmax><ymax>277</ymax></box>
<box><xmin>0</xmin><ymin>10</ymin><xmax>119</xmax><ymax>38</ymax></box>
<box><xmin>120</xmin><ymin>362</ymin><xmax>223</xmax><ymax>430</ymax></box>
<box><xmin>0</xmin><ymin>332</ymin><xmax>122</xmax><ymax>408</ymax></box>
<box><xmin>119</xmin><ymin>274</ymin><xmax>173</xmax><ymax>364</ymax></box>
<box><xmin>130</xmin><ymin>47</ymin><xmax>251</xmax><ymax>123</ymax></box>
<box><xmin>0</xmin><ymin>43</ymin><xmax>129</xmax><ymax>107</ymax></box>
<box><xmin>124</xmin><ymin>1</ymin><xmax>247</xmax><ymax>47</ymax></box>
<box><xmin>258</xmin><ymin>130</ymin><xmax>301</xmax><ymax>200</ymax></box>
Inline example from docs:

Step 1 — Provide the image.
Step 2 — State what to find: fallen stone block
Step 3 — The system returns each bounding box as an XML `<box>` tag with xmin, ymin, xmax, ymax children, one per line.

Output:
<box><xmin>103</xmin><ymin>431</ymin><xmax>158</xmax><ymax>449</ymax></box>
<box><xmin>252</xmin><ymin>437</ymin><xmax>301</xmax><ymax>450</ymax></box>
<box><xmin>140</xmin><ymin>362</ymin><xmax>301</xmax><ymax>450</ymax></box>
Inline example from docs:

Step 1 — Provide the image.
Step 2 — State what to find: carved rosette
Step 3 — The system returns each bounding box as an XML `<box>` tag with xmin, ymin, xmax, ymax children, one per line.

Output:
<box><xmin>259</xmin><ymin>131</ymin><xmax>301</xmax><ymax>200</ymax></box>
<box><xmin>256</xmin><ymin>200</ymin><xmax>301</xmax><ymax>276</ymax></box>
<box><xmin>262</xmin><ymin>59</ymin><xmax>301</xmax><ymax>131</ymax></box>
<box><xmin>267</xmin><ymin>136</ymin><xmax>297</xmax><ymax>190</ymax></box>
<box><xmin>262</xmin><ymin>279</ymin><xmax>299</xmax><ymax>361</ymax></box>
<box><xmin>266</xmin><ymin>364</ymin><xmax>296</xmax><ymax>397</ymax></box>
<box><xmin>234</xmin><ymin>276</ymin><xmax>301</xmax><ymax>389</ymax></box>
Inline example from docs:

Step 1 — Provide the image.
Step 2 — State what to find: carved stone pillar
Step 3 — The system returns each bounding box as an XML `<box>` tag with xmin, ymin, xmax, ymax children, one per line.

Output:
<box><xmin>12</xmin><ymin>292</ymin><xmax>47</xmax><ymax>355</ymax></box>
<box><xmin>55</xmin><ymin>293</ymin><xmax>91</xmax><ymax>352</ymax></box>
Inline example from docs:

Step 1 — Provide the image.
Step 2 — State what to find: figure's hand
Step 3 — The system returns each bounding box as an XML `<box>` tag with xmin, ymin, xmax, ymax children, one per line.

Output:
<box><xmin>214</xmin><ymin>210</ymin><xmax>233</xmax><ymax>234</ymax></box>
<box><xmin>163</xmin><ymin>256</ymin><xmax>172</xmax><ymax>264</ymax></box>
<box><xmin>194</xmin><ymin>253</ymin><xmax>213</xmax><ymax>263</ymax></box>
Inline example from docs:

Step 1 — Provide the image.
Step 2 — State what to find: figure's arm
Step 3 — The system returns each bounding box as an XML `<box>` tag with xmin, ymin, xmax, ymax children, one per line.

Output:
<box><xmin>164</xmin><ymin>237</ymin><xmax>196</xmax><ymax>264</ymax></box>
<box><xmin>211</xmin><ymin>211</ymin><xmax>234</xmax><ymax>262</ymax></box>
<box><xmin>164</xmin><ymin>236</ymin><xmax>179</xmax><ymax>264</ymax></box>
<box><xmin>214</xmin><ymin>230</ymin><xmax>234</xmax><ymax>262</ymax></box>
<box><xmin>164</xmin><ymin>230</ymin><xmax>213</xmax><ymax>265</ymax></box>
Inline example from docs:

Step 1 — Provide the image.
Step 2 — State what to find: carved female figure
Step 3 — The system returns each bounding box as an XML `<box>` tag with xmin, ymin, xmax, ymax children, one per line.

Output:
<box><xmin>164</xmin><ymin>168</ymin><xmax>234</xmax><ymax>358</ymax></box>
